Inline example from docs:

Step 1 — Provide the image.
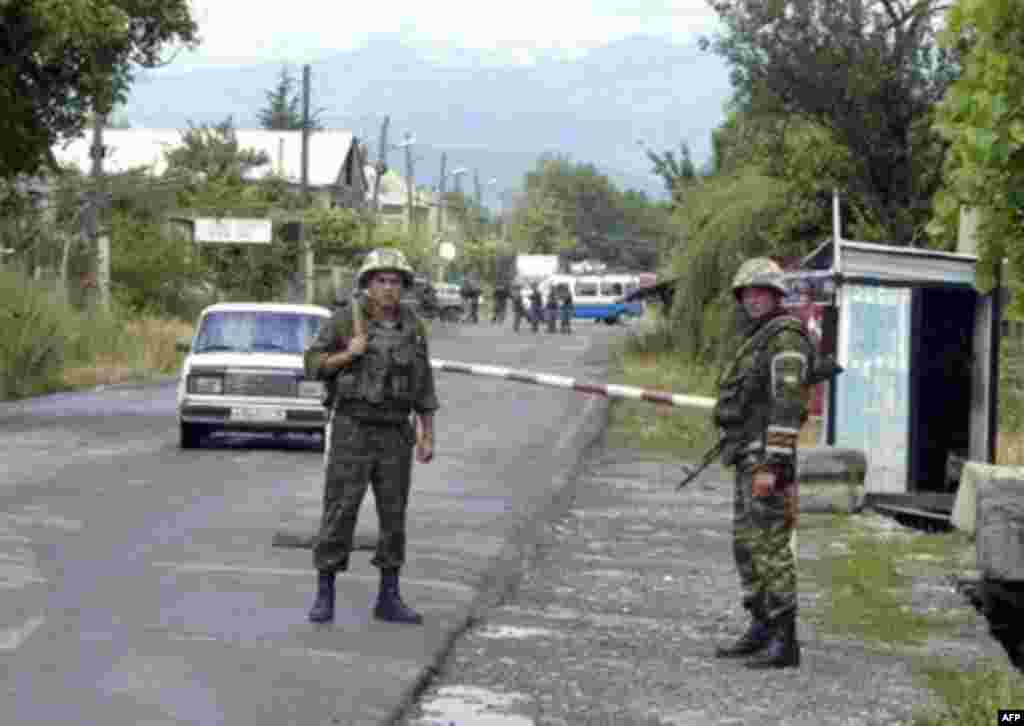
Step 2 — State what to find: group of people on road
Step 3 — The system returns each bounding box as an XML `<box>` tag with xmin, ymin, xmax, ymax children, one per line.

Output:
<box><xmin>454</xmin><ymin>279</ymin><xmax>575</xmax><ymax>335</ymax></box>
<box><xmin>303</xmin><ymin>245</ymin><xmax>815</xmax><ymax>672</ymax></box>
<box><xmin>504</xmin><ymin>281</ymin><xmax>574</xmax><ymax>334</ymax></box>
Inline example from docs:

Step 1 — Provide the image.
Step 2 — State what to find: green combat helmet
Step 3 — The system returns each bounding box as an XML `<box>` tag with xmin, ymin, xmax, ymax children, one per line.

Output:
<box><xmin>731</xmin><ymin>257</ymin><xmax>788</xmax><ymax>300</ymax></box>
<box><xmin>356</xmin><ymin>248</ymin><xmax>415</xmax><ymax>289</ymax></box>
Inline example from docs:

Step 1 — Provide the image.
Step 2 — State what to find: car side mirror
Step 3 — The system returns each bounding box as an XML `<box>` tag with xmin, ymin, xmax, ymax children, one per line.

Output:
<box><xmin>175</xmin><ymin>337</ymin><xmax>193</xmax><ymax>353</ymax></box>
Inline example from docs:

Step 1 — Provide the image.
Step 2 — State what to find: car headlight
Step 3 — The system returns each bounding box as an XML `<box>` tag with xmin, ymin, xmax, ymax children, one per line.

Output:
<box><xmin>297</xmin><ymin>380</ymin><xmax>325</xmax><ymax>399</ymax></box>
<box><xmin>189</xmin><ymin>376</ymin><xmax>224</xmax><ymax>395</ymax></box>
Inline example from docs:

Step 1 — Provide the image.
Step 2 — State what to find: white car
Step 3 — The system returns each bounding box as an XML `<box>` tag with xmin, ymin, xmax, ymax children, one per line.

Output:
<box><xmin>175</xmin><ymin>302</ymin><xmax>333</xmax><ymax>449</ymax></box>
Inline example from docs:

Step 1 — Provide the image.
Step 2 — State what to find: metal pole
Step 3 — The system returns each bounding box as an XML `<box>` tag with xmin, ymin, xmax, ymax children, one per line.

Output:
<box><xmin>989</xmin><ymin>256</ymin><xmax>1004</xmax><ymax>464</ymax></box>
<box><xmin>404</xmin><ymin>133</ymin><xmax>414</xmax><ymax>235</ymax></box>
<box><xmin>89</xmin><ymin>112</ymin><xmax>110</xmax><ymax>312</ymax></box>
<box><xmin>371</xmin><ymin>116</ymin><xmax>390</xmax><ymax>226</ymax></box>
<box><xmin>437</xmin><ymin>152</ymin><xmax>446</xmax><ymax>237</ymax></box>
<box><xmin>301</xmin><ymin>64</ymin><xmax>314</xmax><ymax>304</ymax></box>
<box><xmin>832</xmin><ymin>188</ymin><xmax>842</xmax><ymax>244</ymax></box>
<box><xmin>430</xmin><ymin>358</ymin><xmax>715</xmax><ymax>411</ymax></box>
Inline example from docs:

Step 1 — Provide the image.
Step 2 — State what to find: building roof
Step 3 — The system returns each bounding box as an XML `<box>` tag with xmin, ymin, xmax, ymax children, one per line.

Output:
<box><xmin>52</xmin><ymin>128</ymin><xmax>358</xmax><ymax>187</ymax></box>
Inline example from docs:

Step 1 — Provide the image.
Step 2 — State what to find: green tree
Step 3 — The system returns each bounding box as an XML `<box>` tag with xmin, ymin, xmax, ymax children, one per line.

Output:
<box><xmin>522</xmin><ymin>154</ymin><xmax>621</xmax><ymax>244</ymax></box>
<box><xmin>929</xmin><ymin>0</ymin><xmax>1024</xmax><ymax>303</ymax></box>
<box><xmin>258</xmin><ymin>65</ymin><xmax>314</xmax><ymax>131</ymax></box>
<box><xmin>0</xmin><ymin>0</ymin><xmax>197</xmax><ymax>179</ymax></box>
<box><xmin>508</xmin><ymin>191</ymin><xmax>577</xmax><ymax>254</ymax></box>
<box><xmin>665</xmin><ymin>169</ymin><xmax>816</xmax><ymax>362</ymax></box>
<box><xmin>166</xmin><ymin>118</ymin><xmax>270</xmax><ymax>198</ymax></box>
<box><xmin>645</xmin><ymin>141</ymin><xmax>697</xmax><ymax>204</ymax></box>
<box><xmin>703</xmin><ymin>0</ymin><xmax>959</xmax><ymax>244</ymax></box>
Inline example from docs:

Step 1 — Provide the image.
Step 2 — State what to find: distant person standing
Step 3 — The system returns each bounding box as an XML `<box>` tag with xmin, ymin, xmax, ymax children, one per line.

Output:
<box><xmin>491</xmin><ymin>282</ymin><xmax>509</xmax><ymax>325</ymax></box>
<box><xmin>559</xmin><ymin>286</ymin><xmax>574</xmax><ymax>334</ymax></box>
<box><xmin>460</xmin><ymin>277</ymin><xmax>481</xmax><ymax>324</ymax></box>
<box><xmin>545</xmin><ymin>288</ymin><xmax>559</xmax><ymax>333</ymax></box>
<box><xmin>529</xmin><ymin>285</ymin><xmax>544</xmax><ymax>334</ymax></box>
<box><xmin>511</xmin><ymin>282</ymin><xmax>528</xmax><ymax>333</ymax></box>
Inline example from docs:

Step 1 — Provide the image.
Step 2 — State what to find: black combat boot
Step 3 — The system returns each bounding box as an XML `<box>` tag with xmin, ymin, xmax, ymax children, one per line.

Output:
<box><xmin>715</xmin><ymin>616</ymin><xmax>773</xmax><ymax>658</ymax></box>
<box><xmin>373</xmin><ymin>568</ymin><xmax>423</xmax><ymax>624</ymax></box>
<box><xmin>745</xmin><ymin>611</ymin><xmax>800</xmax><ymax>669</ymax></box>
<box><xmin>307</xmin><ymin>570</ymin><xmax>336</xmax><ymax>623</ymax></box>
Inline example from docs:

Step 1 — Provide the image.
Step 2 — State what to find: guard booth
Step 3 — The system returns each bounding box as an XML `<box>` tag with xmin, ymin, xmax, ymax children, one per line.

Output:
<box><xmin>784</xmin><ymin>239</ymin><xmax>1002</xmax><ymax>514</ymax></box>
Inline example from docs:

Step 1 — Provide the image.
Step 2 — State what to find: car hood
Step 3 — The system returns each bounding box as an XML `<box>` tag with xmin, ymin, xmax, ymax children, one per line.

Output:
<box><xmin>184</xmin><ymin>351</ymin><xmax>305</xmax><ymax>374</ymax></box>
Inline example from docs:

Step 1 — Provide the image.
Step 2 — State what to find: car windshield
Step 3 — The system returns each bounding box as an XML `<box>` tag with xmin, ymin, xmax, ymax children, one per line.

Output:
<box><xmin>193</xmin><ymin>311</ymin><xmax>325</xmax><ymax>354</ymax></box>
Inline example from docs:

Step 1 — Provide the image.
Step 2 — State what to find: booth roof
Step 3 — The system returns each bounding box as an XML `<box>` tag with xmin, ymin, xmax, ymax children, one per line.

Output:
<box><xmin>798</xmin><ymin>239</ymin><xmax>977</xmax><ymax>287</ymax></box>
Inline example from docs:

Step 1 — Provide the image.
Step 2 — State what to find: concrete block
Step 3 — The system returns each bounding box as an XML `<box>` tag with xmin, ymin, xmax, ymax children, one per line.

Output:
<box><xmin>797</xmin><ymin>446</ymin><xmax>867</xmax><ymax>514</ymax></box>
<box><xmin>952</xmin><ymin>461</ymin><xmax>982</xmax><ymax>535</ymax></box>
<box><xmin>961</xmin><ymin>461</ymin><xmax>1024</xmax><ymax>580</ymax></box>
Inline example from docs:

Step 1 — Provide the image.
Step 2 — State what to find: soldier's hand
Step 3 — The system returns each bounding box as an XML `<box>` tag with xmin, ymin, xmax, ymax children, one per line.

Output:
<box><xmin>752</xmin><ymin>466</ymin><xmax>778</xmax><ymax>497</ymax></box>
<box><xmin>347</xmin><ymin>334</ymin><xmax>368</xmax><ymax>358</ymax></box>
<box><xmin>416</xmin><ymin>434</ymin><xmax>434</xmax><ymax>463</ymax></box>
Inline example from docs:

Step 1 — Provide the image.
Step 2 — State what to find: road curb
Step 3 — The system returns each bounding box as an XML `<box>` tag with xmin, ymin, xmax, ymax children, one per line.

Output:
<box><xmin>382</xmin><ymin>394</ymin><xmax>610</xmax><ymax>726</ymax></box>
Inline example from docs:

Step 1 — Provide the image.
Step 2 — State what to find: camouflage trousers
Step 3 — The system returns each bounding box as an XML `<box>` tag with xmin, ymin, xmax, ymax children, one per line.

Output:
<box><xmin>313</xmin><ymin>412</ymin><xmax>415</xmax><ymax>574</ymax></box>
<box><xmin>732</xmin><ymin>456</ymin><xmax>798</xmax><ymax>621</ymax></box>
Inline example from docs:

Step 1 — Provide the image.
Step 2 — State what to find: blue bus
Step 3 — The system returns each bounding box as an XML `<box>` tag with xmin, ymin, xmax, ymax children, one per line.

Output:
<box><xmin>539</xmin><ymin>274</ymin><xmax>643</xmax><ymax>325</ymax></box>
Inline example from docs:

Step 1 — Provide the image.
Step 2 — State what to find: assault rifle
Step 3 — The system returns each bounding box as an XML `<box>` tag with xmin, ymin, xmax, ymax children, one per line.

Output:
<box><xmin>677</xmin><ymin>437</ymin><xmax>726</xmax><ymax>490</ymax></box>
<box><xmin>676</xmin><ymin>352</ymin><xmax>843</xmax><ymax>491</ymax></box>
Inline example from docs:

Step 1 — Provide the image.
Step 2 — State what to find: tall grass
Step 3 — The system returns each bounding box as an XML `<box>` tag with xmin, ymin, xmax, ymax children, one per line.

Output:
<box><xmin>0</xmin><ymin>266</ymin><xmax>192</xmax><ymax>399</ymax></box>
<box><xmin>912</xmin><ymin>663</ymin><xmax>1024</xmax><ymax>726</ymax></box>
<box><xmin>0</xmin><ymin>267</ymin><xmax>69</xmax><ymax>398</ymax></box>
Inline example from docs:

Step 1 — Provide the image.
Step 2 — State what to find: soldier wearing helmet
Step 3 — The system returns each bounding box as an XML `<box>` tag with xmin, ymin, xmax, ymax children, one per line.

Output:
<box><xmin>303</xmin><ymin>248</ymin><xmax>439</xmax><ymax>625</ymax></box>
<box><xmin>712</xmin><ymin>256</ymin><xmax>814</xmax><ymax>669</ymax></box>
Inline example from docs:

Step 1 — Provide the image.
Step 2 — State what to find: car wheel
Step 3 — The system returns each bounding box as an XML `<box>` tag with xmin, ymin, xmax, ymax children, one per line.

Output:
<box><xmin>179</xmin><ymin>422</ymin><xmax>206</xmax><ymax>449</ymax></box>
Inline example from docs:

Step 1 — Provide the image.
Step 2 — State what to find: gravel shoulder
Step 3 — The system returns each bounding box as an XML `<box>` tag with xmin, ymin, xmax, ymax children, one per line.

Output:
<box><xmin>400</xmin><ymin>445</ymin><xmax>1010</xmax><ymax>726</ymax></box>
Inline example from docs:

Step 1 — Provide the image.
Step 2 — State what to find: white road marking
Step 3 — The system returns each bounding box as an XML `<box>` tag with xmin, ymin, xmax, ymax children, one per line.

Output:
<box><xmin>0</xmin><ymin>616</ymin><xmax>45</xmax><ymax>651</ymax></box>
<box><xmin>556</xmin><ymin>395</ymin><xmax>601</xmax><ymax>451</ymax></box>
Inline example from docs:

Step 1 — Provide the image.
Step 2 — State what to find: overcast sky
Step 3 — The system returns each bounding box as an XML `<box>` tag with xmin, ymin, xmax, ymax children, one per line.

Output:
<box><xmin>169</xmin><ymin>0</ymin><xmax>720</xmax><ymax>70</ymax></box>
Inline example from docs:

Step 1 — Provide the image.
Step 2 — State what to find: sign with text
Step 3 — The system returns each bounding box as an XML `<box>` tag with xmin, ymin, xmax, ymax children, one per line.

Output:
<box><xmin>195</xmin><ymin>218</ymin><xmax>272</xmax><ymax>244</ymax></box>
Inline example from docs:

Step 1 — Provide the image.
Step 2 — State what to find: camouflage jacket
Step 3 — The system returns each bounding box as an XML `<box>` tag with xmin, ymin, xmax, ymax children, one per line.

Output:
<box><xmin>713</xmin><ymin>312</ymin><xmax>816</xmax><ymax>469</ymax></box>
<box><xmin>304</xmin><ymin>300</ymin><xmax>439</xmax><ymax>420</ymax></box>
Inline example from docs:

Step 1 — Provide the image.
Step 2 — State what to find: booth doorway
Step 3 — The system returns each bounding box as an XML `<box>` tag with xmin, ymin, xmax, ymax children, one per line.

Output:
<box><xmin>909</xmin><ymin>286</ymin><xmax>976</xmax><ymax>492</ymax></box>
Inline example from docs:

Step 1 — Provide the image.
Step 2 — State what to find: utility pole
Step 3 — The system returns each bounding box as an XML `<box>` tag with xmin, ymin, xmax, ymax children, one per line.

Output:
<box><xmin>473</xmin><ymin>169</ymin><xmax>482</xmax><ymax>241</ymax></box>
<box><xmin>88</xmin><ymin>111</ymin><xmax>110</xmax><ymax>312</ymax></box>
<box><xmin>401</xmin><ymin>132</ymin><xmax>415</xmax><ymax>235</ymax></box>
<box><xmin>437</xmin><ymin>152</ymin><xmax>447</xmax><ymax>237</ymax></box>
<box><xmin>370</xmin><ymin>116</ymin><xmax>390</xmax><ymax>236</ymax></box>
<box><xmin>301</xmin><ymin>64</ymin><xmax>314</xmax><ymax>304</ymax></box>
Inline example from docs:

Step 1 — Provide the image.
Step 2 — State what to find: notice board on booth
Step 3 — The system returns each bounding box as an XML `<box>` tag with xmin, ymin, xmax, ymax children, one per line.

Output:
<box><xmin>835</xmin><ymin>284</ymin><xmax>912</xmax><ymax>493</ymax></box>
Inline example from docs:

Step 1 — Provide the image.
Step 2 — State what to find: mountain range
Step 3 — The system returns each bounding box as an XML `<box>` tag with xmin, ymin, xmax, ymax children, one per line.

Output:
<box><xmin>123</xmin><ymin>34</ymin><xmax>734</xmax><ymax>202</ymax></box>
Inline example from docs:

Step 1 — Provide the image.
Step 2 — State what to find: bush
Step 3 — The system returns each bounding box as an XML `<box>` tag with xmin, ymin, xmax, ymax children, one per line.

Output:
<box><xmin>0</xmin><ymin>266</ymin><xmax>69</xmax><ymax>399</ymax></box>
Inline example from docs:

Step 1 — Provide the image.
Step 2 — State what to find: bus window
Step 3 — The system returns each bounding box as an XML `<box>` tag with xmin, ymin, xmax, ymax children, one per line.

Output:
<box><xmin>575</xmin><ymin>281</ymin><xmax>599</xmax><ymax>297</ymax></box>
<box><xmin>600</xmin><ymin>281</ymin><xmax>624</xmax><ymax>297</ymax></box>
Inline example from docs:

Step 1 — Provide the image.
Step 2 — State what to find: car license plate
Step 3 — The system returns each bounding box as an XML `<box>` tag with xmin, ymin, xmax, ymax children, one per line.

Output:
<box><xmin>231</xmin><ymin>407</ymin><xmax>286</xmax><ymax>423</ymax></box>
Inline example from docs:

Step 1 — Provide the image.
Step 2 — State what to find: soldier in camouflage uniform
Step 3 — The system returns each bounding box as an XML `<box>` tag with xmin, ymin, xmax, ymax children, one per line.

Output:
<box><xmin>303</xmin><ymin>248</ymin><xmax>439</xmax><ymax>625</ymax></box>
<box><xmin>712</xmin><ymin>257</ymin><xmax>814</xmax><ymax>669</ymax></box>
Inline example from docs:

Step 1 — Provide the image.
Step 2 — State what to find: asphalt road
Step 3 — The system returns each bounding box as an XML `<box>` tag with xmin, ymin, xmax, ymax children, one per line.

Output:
<box><xmin>0</xmin><ymin>317</ymin><xmax>633</xmax><ymax>726</ymax></box>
